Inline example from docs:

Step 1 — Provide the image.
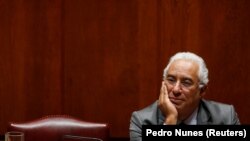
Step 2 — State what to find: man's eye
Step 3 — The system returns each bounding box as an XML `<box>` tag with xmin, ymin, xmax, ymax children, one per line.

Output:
<box><xmin>167</xmin><ymin>78</ymin><xmax>175</xmax><ymax>83</ymax></box>
<box><xmin>181</xmin><ymin>81</ymin><xmax>192</xmax><ymax>87</ymax></box>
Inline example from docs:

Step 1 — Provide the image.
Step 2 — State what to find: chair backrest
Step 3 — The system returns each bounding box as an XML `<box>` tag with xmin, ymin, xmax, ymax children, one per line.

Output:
<box><xmin>62</xmin><ymin>135</ymin><xmax>103</xmax><ymax>141</ymax></box>
<box><xmin>7</xmin><ymin>115</ymin><xmax>109</xmax><ymax>141</ymax></box>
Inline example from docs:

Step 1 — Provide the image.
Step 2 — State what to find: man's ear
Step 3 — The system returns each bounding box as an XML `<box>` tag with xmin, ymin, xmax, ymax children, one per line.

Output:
<box><xmin>200</xmin><ymin>85</ymin><xmax>207</xmax><ymax>96</ymax></box>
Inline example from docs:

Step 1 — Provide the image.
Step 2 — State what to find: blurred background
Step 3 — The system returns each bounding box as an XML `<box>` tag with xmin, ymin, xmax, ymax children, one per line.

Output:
<box><xmin>1</xmin><ymin>0</ymin><xmax>250</xmax><ymax>140</ymax></box>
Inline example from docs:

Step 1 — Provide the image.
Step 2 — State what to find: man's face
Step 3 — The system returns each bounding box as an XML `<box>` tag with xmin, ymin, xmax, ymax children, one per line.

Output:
<box><xmin>164</xmin><ymin>59</ymin><xmax>204</xmax><ymax>119</ymax></box>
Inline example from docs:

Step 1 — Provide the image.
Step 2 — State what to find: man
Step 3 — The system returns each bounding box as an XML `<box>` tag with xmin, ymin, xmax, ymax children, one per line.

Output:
<box><xmin>129</xmin><ymin>52</ymin><xmax>240</xmax><ymax>141</ymax></box>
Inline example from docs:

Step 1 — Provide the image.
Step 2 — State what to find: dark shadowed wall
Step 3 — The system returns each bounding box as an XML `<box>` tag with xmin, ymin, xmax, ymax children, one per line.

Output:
<box><xmin>1</xmin><ymin>0</ymin><xmax>250</xmax><ymax>138</ymax></box>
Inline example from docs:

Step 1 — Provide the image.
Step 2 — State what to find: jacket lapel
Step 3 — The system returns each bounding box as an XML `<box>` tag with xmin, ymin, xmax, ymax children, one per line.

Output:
<box><xmin>197</xmin><ymin>100</ymin><xmax>212</xmax><ymax>125</ymax></box>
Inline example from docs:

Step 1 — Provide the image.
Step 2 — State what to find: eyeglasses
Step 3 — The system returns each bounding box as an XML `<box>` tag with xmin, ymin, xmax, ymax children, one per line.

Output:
<box><xmin>164</xmin><ymin>77</ymin><xmax>198</xmax><ymax>89</ymax></box>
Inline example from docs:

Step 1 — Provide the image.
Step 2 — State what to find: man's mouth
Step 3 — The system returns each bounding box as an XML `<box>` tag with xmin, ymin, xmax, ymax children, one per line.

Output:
<box><xmin>169</xmin><ymin>97</ymin><xmax>184</xmax><ymax>105</ymax></box>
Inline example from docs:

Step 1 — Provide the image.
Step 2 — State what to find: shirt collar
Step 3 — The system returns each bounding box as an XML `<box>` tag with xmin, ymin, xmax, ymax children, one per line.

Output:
<box><xmin>183</xmin><ymin>107</ymin><xmax>198</xmax><ymax>125</ymax></box>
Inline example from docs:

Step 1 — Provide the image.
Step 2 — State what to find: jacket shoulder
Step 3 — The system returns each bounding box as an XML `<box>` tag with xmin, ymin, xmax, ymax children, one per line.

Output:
<box><xmin>202</xmin><ymin>99</ymin><xmax>234</xmax><ymax>113</ymax></box>
<box><xmin>131</xmin><ymin>101</ymin><xmax>160</xmax><ymax>125</ymax></box>
<box><xmin>199</xmin><ymin>99</ymin><xmax>240</xmax><ymax>124</ymax></box>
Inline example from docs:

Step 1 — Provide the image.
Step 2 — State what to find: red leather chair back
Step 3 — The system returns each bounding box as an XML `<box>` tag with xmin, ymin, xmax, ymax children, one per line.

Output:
<box><xmin>62</xmin><ymin>135</ymin><xmax>103</xmax><ymax>141</ymax></box>
<box><xmin>7</xmin><ymin>115</ymin><xmax>109</xmax><ymax>141</ymax></box>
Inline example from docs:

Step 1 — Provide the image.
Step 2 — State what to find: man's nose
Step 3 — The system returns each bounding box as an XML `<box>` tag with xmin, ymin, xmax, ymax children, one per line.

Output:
<box><xmin>173</xmin><ymin>82</ymin><xmax>181</xmax><ymax>93</ymax></box>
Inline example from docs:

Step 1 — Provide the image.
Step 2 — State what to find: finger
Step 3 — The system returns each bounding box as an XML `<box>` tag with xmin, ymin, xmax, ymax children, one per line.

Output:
<box><xmin>162</xmin><ymin>83</ymin><xmax>170</xmax><ymax>102</ymax></box>
<box><xmin>159</xmin><ymin>81</ymin><xmax>165</xmax><ymax>104</ymax></box>
<box><xmin>162</xmin><ymin>81</ymin><xmax>168</xmax><ymax>95</ymax></box>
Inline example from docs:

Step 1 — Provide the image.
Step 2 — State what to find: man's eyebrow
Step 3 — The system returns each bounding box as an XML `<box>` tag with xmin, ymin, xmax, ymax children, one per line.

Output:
<box><xmin>182</xmin><ymin>77</ymin><xmax>193</xmax><ymax>80</ymax></box>
<box><xmin>166</xmin><ymin>74</ymin><xmax>175</xmax><ymax>77</ymax></box>
<box><xmin>166</xmin><ymin>76</ymin><xmax>175</xmax><ymax>79</ymax></box>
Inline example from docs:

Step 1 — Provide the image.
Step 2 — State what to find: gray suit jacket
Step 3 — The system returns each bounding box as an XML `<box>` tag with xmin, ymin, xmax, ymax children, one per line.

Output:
<box><xmin>129</xmin><ymin>99</ymin><xmax>240</xmax><ymax>141</ymax></box>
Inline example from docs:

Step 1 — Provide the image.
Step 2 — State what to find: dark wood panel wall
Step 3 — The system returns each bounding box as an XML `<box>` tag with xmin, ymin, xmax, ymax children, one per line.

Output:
<box><xmin>1</xmin><ymin>0</ymin><xmax>250</xmax><ymax>138</ymax></box>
